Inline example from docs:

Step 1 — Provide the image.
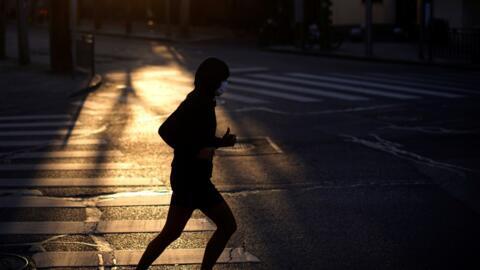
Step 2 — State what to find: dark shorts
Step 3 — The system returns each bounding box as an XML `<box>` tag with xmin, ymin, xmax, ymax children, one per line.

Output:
<box><xmin>170</xmin><ymin>182</ymin><xmax>225</xmax><ymax>210</ymax></box>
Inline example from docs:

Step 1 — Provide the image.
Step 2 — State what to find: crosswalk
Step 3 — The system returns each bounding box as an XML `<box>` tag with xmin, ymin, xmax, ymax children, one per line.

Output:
<box><xmin>0</xmin><ymin>114</ymin><xmax>259</xmax><ymax>268</ymax></box>
<box><xmin>83</xmin><ymin>68</ymin><xmax>478</xmax><ymax>115</ymax></box>
<box><xmin>217</xmin><ymin>71</ymin><xmax>478</xmax><ymax>105</ymax></box>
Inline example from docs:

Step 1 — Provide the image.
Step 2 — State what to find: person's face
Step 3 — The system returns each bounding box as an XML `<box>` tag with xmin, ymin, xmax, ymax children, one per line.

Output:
<box><xmin>215</xmin><ymin>79</ymin><xmax>229</xmax><ymax>96</ymax></box>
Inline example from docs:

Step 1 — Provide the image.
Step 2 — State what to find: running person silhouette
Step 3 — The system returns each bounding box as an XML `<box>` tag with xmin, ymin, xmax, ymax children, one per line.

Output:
<box><xmin>136</xmin><ymin>58</ymin><xmax>237</xmax><ymax>270</ymax></box>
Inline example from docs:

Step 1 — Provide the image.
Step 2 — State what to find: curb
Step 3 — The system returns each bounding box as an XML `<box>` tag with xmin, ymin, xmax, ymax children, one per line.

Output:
<box><xmin>78</xmin><ymin>30</ymin><xmax>173</xmax><ymax>43</ymax></box>
<box><xmin>69</xmin><ymin>73</ymin><xmax>103</xmax><ymax>99</ymax></box>
<box><xmin>265</xmin><ymin>47</ymin><xmax>480</xmax><ymax>71</ymax></box>
<box><xmin>77</xmin><ymin>30</ymin><xmax>231</xmax><ymax>43</ymax></box>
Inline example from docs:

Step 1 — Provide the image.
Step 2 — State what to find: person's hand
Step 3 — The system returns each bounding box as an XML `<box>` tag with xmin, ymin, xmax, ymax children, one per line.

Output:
<box><xmin>220</xmin><ymin>128</ymin><xmax>236</xmax><ymax>147</ymax></box>
<box><xmin>197</xmin><ymin>147</ymin><xmax>215</xmax><ymax>160</ymax></box>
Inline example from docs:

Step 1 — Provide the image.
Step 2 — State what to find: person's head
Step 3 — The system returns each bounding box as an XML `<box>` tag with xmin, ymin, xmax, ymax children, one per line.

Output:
<box><xmin>194</xmin><ymin>57</ymin><xmax>230</xmax><ymax>97</ymax></box>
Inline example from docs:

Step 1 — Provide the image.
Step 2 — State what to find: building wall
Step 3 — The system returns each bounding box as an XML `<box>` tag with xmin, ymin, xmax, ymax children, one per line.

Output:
<box><xmin>462</xmin><ymin>0</ymin><xmax>480</xmax><ymax>28</ymax></box>
<box><xmin>331</xmin><ymin>0</ymin><xmax>396</xmax><ymax>26</ymax></box>
<box><xmin>433</xmin><ymin>0</ymin><xmax>464</xmax><ymax>28</ymax></box>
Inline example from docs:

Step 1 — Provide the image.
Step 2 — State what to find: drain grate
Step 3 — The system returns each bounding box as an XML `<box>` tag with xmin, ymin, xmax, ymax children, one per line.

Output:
<box><xmin>217</xmin><ymin>137</ymin><xmax>282</xmax><ymax>156</ymax></box>
<box><xmin>219</xmin><ymin>143</ymin><xmax>256</xmax><ymax>152</ymax></box>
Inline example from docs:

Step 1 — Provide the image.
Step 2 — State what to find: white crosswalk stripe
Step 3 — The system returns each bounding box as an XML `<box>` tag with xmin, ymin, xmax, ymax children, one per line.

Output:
<box><xmin>0</xmin><ymin>138</ymin><xmax>106</xmax><ymax>147</ymax></box>
<box><xmin>0</xmin><ymin>121</ymin><xmax>80</xmax><ymax>128</ymax></box>
<box><xmin>230</xmin><ymin>77</ymin><xmax>369</xmax><ymax>101</ymax></box>
<box><xmin>3</xmin><ymin>150</ymin><xmax>123</xmax><ymax>159</ymax></box>
<box><xmin>0</xmin><ymin>219</ymin><xmax>215</xmax><ymax>234</ymax></box>
<box><xmin>229</xmin><ymin>85</ymin><xmax>321</xmax><ymax>102</ymax></box>
<box><xmin>0</xmin><ymin>193</ymin><xmax>170</xmax><ymax>206</ymax></box>
<box><xmin>0</xmin><ymin>162</ymin><xmax>138</xmax><ymax>171</ymax></box>
<box><xmin>289</xmin><ymin>73</ymin><xmax>463</xmax><ymax>98</ymax></box>
<box><xmin>256</xmin><ymin>73</ymin><xmax>419</xmax><ymax>100</ymax></box>
<box><xmin>230</xmin><ymin>67</ymin><xmax>269</xmax><ymax>73</ymax></box>
<box><xmin>401</xmin><ymin>72</ymin><xmax>479</xmax><ymax>85</ymax></box>
<box><xmin>222</xmin><ymin>92</ymin><xmax>268</xmax><ymax>104</ymax></box>
<box><xmin>0</xmin><ymin>115</ymin><xmax>71</xmax><ymax>121</ymax></box>
<box><xmin>366</xmin><ymin>73</ymin><xmax>479</xmax><ymax>94</ymax></box>
<box><xmin>0</xmin><ymin>177</ymin><xmax>161</xmax><ymax>187</ymax></box>
<box><xmin>32</xmin><ymin>249</ymin><xmax>259</xmax><ymax>268</ymax></box>
<box><xmin>0</xmin><ymin>129</ymin><xmax>98</xmax><ymax>136</ymax></box>
<box><xmin>335</xmin><ymin>73</ymin><xmax>479</xmax><ymax>95</ymax></box>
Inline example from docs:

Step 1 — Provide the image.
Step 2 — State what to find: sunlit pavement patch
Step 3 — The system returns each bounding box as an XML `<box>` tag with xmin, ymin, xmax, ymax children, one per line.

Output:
<box><xmin>0</xmin><ymin>115</ymin><xmax>71</xmax><ymax>121</ymax></box>
<box><xmin>0</xmin><ymin>193</ymin><xmax>171</xmax><ymax>208</ymax></box>
<box><xmin>0</xmin><ymin>138</ymin><xmax>106</xmax><ymax>147</ymax></box>
<box><xmin>0</xmin><ymin>177</ymin><xmax>163</xmax><ymax>188</ymax></box>
<box><xmin>32</xmin><ymin>248</ymin><xmax>259</xmax><ymax>268</ymax></box>
<box><xmin>217</xmin><ymin>137</ymin><xmax>283</xmax><ymax>156</ymax></box>
<box><xmin>0</xmin><ymin>121</ymin><xmax>80</xmax><ymax>128</ymax></box>
<box><xmin>0</xmin><ymin>129</ymin><xmax>102</xmax><ymax>137</ymax></box>
<box><xmin>5</xmin><ymin>150</ymin><xmax>123</xmax><ymax>159</ymax></box>
<box><xmin>0</xmin><ymin>162</ymin><xmax>140</xmax><ymax>171</ymax></box>
<box><xmin>0</xmin><ymin>219</ymin><xmax>214</xmax><ymax>234</ymax></box>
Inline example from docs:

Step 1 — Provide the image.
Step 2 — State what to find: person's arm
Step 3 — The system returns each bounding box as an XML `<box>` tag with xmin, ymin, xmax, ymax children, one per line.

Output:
<box><xmin>208</xmin><ymin>128</ymin><xmax>236</xmax><ymax>148</ymax></box>
<box><xmin>158</xmin><ymin>104</ymin><xmax>203</xmax><ymax>155</ymax></box>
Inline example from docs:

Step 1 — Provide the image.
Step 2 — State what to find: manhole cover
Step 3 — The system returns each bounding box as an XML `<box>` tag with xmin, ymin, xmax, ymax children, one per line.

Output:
<box><xmin>0</xmin><ymin>253</ymin><xmax>29</xmax><ymax>270</ymax></box>
<box><xmin>217</xmin><ymin>137</ymin><xmax>282</xmax><ymax>156</ymax></box>
<box><xmin>219</xmin><ymin>143</ymin><xmax>256</xmax><ymax>152</ymax></box>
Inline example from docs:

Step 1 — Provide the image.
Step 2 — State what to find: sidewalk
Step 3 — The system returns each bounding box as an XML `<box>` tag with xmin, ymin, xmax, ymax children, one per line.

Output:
<box><xmin>76</xmin><ymin>21</ymin><xmax>236</xmax><ymax>42</ymax></box>
<box><xmin>0</xmin><ymin>59</ymin><xmax>95</xmax><ymax>116</ymax></box>
<box><xmin>2</xmin><ymin>23</ymin><xmax>104</xmax><ymax>116</ymax></box>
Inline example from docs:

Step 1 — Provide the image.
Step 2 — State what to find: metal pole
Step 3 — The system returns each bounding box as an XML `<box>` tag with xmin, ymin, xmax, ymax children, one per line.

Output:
<box><xmin>50</xmin><ymin>0</ymin><xmax>72</xmax><ymax>72</ymax></box>
<box><xmin>418</xmin><ymin>0</ymin><xmax>425</xmax><ymax>60</ymax></box>
<box><xmin>17</xmin><ymin>0</ymin><xmax>30</xmax><ymax>65</ymax></box>
<box><xmin>125</xmin><ymin>0</ymin><xmax>132</xmax><ymax>34</ymax></box>
<box><xmin>365</xmin><ymin>0</ymin><xmax>373</xmax><ymax>57</ymax></box>
<box><xmin>294</xmin><ymin>0</ymin><xmax>304</xmax><ymax>48</ymax></box>
<box><xmin>426</xmin><ymin>0</ymin><xmax>433</xmax><ymax>62</ymax></box>
<box><xmin>71</xmin><ymin>0</ymin><xmax>77</xmax><ymax>75</ymax></box>
<box><xmin>0</xmin><ymin>0</ymin><xmax>6</xmax><ymax>59</ymax></box>
<box><xmin>93</xmin><ymin>0</ymin><xmax>101</xmax><ymax>30</ymax></box>
<box><xmin>179</xmin><ymin>0</ymin><xmax>190</xmax><ymax>37</ymax></box>
<box><xmin>165</xmin><ymin>0</ymin><xmax>171</xmax><ymax>37</ymax></box>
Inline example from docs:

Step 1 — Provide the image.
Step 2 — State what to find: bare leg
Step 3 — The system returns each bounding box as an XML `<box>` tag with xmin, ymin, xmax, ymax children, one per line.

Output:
<box><xmin>136</xmin><ymin>205</ymin><xmax>194</xmax><ymax>270</ymax></box>
<box><xmin>200</xmin><ymin>200</ymin><xmax>237</xmax><ymax>270</ymax></box>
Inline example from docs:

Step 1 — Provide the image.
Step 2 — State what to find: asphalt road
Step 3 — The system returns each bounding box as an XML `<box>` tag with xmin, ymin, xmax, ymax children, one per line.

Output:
<box><xmin>1</xmin><ymin>36</ymin><xmax>479</xmax><ymax>269</ymax></box>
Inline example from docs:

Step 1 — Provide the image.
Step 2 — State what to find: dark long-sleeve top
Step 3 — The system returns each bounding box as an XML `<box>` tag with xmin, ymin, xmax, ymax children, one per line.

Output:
<box><xmin>159</xmin><ymin>90</ymin><xmax>221</xmax><ymax>189</ymax></box>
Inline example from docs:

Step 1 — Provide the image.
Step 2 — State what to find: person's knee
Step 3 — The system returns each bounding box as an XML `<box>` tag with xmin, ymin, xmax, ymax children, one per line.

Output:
<box><xmin>157</xmin><ymin>227</ymin><xmax>183</xmax><ymax>243</ymax></box>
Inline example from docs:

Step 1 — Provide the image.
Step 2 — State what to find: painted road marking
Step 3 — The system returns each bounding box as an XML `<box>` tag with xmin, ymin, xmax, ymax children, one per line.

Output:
<box><xmin>229</xmin><ymin>85</ymin><xmax>320</xmax><ymax>102</ymax></box>
<box><xmin>32</xmin><ymin>248</ymin><xmax>259</xmax><ymax>268</ymax></box>
<box><xmin>0</xmin><ymin>121</ymin><xmax>81</xmax><ymax>128</ymax></box>
<box><xmin>222</xmin><ymin>93</ymin><xmax>268</xmax><ymax>104</ymax></box>
<box><xmin>230</xmin><ymin>77</ymin><xmax>368</xmax><ymax>101</ymax></box>
<box><xmin>333</xmin><ymin>73</ymin><xmax>479</xmax><ymax>95</ymax></box>
<box><xmin>0</xmin><ymin>129</ymin><xmax>98</xmax><ymax>136</ymax></box>
<box><xmin>230</xmin><ymin>67</ymin><xmax>269</xmax><ymax>73</ymax></box>
<box><xmin>0</xmin><ymin>177</ymin><xmax>160</xmax><ymax>187</ymax></box>
<box><xmin>0</xmin><ymin>115</ymin><xmax>71</xmax><ymax>121</ymax></box>
<box><xmin>402</xmin><ymin>72</ymin><xmax>479</xmax><ymax>85</ymax></box>
<box><xmin>0</xmin><ymin>162</ymin><xmax>138</xmax><ymax>171</ymax></box>
<box><xmin>0</xmin><ymin>219</ymin><xmax>215</xmax><ymax>234</ymax></box>
<box><xmin>7</xmin><ymin>150</ymin><xmax>124</xmax><ymax>159</ymax></box>
<box><xmin>367</xmin><ymin>73</ymin><xmax>479</xmax><ymax>94</ymax></box>
<box><xmin>258</xmin><ymin>74</ymin><xmax>419</xmax><ymax>100</ymax></box>
<box><xmin>289</xmin><ymin>73</ymin><xmax>463</xmax><ymax>98</ymax></box>
<box><xmin>0</xmin><ymin>194</ymin><xmax>171</xmax><ymax>207</ymax></box>
<box><xmin>0</xmin><ymin>139</ymin><xmax>106</xmax><ymax>147</ymax></box>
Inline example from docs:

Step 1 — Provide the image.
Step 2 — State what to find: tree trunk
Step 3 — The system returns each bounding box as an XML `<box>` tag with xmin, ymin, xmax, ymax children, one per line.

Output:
<box><xmin>49</xmin><ymin>0</ymin><xmax>72</xmax><ymax>72</ymax></box>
